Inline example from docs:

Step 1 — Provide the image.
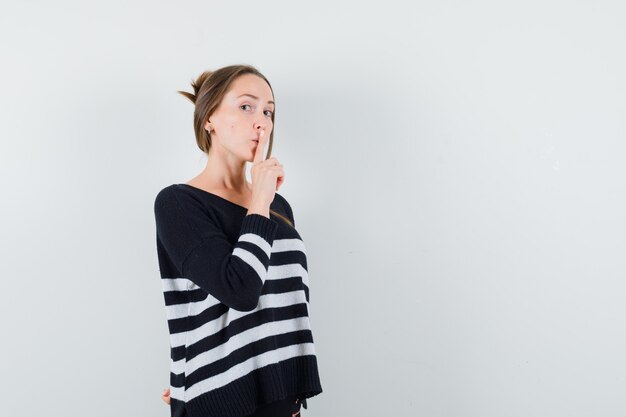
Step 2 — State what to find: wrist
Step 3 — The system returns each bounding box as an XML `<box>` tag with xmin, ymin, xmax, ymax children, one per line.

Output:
<box><xmin>247</xmin><ymin>200</ymin><xmax>270</xmax><ymax>218</ymax></box>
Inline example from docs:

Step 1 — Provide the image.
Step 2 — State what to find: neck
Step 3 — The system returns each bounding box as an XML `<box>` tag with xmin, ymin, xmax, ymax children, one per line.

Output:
<box><xmin>199</xmin><ymin>149</ymin><xmax>251</xmax><ymax>193</ymax></box>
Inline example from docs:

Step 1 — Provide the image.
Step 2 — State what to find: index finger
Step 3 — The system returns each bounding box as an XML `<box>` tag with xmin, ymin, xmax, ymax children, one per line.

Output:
<box><xmin>253</xmin><ymin>129</ymin><xmax>267</xmax><ymax>163</ymax></box>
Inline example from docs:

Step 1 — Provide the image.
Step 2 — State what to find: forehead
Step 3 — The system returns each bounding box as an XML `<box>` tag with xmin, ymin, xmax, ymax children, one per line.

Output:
<box><xmin>227</xmin><ymin>74</ymin><xmax>273</xmax><ymax>100</ymax></box>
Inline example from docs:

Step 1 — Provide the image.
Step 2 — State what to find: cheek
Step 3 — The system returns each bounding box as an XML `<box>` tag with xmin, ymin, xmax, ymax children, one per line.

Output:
<box><xmin>221</xmin><ymin>118</ymin><xmax>237</xmax><ymax>132</ymax></box>
<box><xmin>226</xmin><ymin>115</ymin><xmax>241</xmax><ymax>130</ymax></box>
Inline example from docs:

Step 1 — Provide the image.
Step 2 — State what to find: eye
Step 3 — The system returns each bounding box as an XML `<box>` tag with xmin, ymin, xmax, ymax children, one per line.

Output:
<box><xmin>241</xmin><ymin>103</ymin><xmax>273</xmax><ymax>117</ymax></box>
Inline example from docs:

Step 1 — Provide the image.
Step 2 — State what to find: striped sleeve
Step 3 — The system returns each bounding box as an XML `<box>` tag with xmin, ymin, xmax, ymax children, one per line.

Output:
<box><xmin>154</xmin><ymin>186</ymin><xmax>279</xmax><ymax>311</ymax></box>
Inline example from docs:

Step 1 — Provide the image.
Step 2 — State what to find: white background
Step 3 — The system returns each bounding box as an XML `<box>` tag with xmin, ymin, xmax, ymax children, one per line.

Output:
<box><xmin>1</xmin><ymin>1</ymin><xmax>625</xmax><ymax>416</ymax></box>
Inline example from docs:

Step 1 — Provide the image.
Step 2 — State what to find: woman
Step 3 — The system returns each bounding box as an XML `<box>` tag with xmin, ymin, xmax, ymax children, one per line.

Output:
<box><xmin>153</xmin><ymin>64</ymin><xmax>323</xmax><ymax>417</ymax></box>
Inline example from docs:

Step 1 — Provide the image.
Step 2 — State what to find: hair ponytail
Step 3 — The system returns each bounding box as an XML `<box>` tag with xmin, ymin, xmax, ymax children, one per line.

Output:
<box><xmin>178</xmin><ymin>70</ymin><xmax>214</xmax><ymax>104</ymax></box>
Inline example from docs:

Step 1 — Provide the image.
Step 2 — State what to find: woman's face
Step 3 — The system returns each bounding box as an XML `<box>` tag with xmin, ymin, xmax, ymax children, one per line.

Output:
<box><xmin>206</xmin><ymin>73</ymin><xmax>275</xmax><ymax>162</ymax></box>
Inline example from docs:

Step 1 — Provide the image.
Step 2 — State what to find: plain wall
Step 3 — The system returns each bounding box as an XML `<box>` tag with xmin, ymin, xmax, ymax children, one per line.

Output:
<box><xmin>1</xmin><ymin>0</ymin><xmax>625</xmax><ymax>416</ymax></box>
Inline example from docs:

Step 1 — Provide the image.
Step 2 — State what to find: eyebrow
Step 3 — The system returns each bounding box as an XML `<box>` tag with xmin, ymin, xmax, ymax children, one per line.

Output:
<box><xmin>237</xmin><ymin>93</ymin><xmax>275</xmax><ymax>106</ymax></box>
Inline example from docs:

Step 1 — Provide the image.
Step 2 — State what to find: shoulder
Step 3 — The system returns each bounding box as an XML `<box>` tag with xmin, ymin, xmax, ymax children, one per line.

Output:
<box><xmin>154</xmin><ymin>184</ymin><xmax>175</xmax><ymax>202</ymax></box>
<box><xmin>273</xmin><ymin>192</ymin><xmax>295</xmax><ymax>224</ymax></box>
<box><xmin>154</xmin><ymin>184</ymin><xmax>181</xmax><ymax>211</ymax></box>
<box><xmin>154</xmin><ymin>184</ymin><xmax>207</xmax><ymax>217</ymax></box>
<box><xmin>273</xmin><ymin>192</ymin><xmax>291</xmax><ymax>211</ymax></box>
<box><xmin>154</xmin><ymin>184</ymin><xmax>174</xmax><ymax>210</ymax></box>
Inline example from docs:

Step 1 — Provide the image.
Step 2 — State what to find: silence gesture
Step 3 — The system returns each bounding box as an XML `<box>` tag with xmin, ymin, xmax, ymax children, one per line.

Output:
<box><xmin>249</xmin><ymin>128</ymin><xmax>285</xmax><ymax>210</ymax></box>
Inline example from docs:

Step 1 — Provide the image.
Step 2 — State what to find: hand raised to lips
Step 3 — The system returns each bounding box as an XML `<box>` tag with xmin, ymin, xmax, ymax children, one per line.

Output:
<box><xmin>253</xmin><ymin>129</ymin><xmax>267</xmax><ymax>162</ymax></box>
<box><xmin>252</xmin><ymin>129</ymin><xmax>263</xmax><ymax>143</ymax></box>
<box><xmin>249</xmin><ymin>128</ymin><xmax>285</xmax><ymax>194</ymax></box>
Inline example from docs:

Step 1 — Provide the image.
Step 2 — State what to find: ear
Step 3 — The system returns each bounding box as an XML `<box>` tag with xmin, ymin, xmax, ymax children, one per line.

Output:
<box><xmin>204</xmin><ymin>120</ymin><xmax>211</xmax><ymax>131</ymax></box>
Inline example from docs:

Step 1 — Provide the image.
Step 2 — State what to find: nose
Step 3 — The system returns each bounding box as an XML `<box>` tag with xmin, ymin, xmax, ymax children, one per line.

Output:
<box><xmin>254</xmin><ymin>111</ymin><xmax>270</xmax><ymax>131</ymax></box>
